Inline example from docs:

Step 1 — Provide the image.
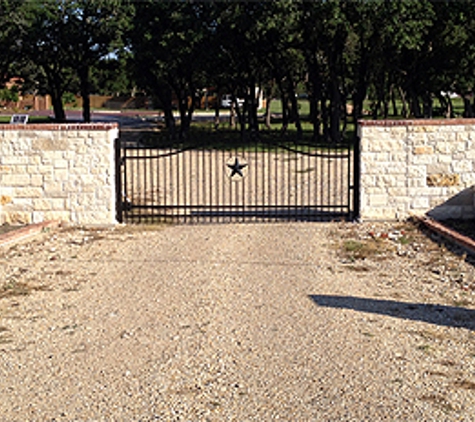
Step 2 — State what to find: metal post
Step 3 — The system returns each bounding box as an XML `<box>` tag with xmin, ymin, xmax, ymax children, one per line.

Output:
<box><xmin>352</xmin><ymin>135</ymin><xmax>361</xmax><ymax>221</ymax></box>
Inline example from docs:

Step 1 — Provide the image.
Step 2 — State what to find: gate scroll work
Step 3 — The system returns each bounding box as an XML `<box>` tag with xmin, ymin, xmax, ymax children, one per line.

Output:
<box><xmin>115</xmin><ymin>135</ymin><xmax>360</xmax><ymax>223</ymax></box>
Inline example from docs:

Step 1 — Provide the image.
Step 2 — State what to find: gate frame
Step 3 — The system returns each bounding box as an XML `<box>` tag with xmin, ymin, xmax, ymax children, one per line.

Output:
<box><xmin>115</xmin><ymin>136</ymin><xmax>361</xmax><ymax>224</ymax></box>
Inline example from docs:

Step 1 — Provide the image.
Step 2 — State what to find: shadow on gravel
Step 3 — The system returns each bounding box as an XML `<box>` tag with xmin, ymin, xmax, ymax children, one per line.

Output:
<box><xmin>415</xmin><ymin>218</ymin><xmax>475</xmax><ymax>268</ymax></box>
<box><xmin>309</xmin><ymin>295</ymin><xmax>475</xmax><ymax>330</ymax></box>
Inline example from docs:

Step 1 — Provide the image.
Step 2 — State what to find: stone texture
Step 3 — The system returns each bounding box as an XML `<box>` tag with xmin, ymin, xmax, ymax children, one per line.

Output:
<box><xmin>413</xmin><ymin>145</ymin><xmax>434</xmax><ymax>155</ymax></box>
<box><xmin>426</xmin><ymin>174</ymin><xmax>460</xmax><ymax>187</ymax></box>
<box><xmin>0</xmin><ymin>124</ymin><xmax>118</xmax><ymax>225</ymax></box>
<box><xmin>0</xmin><ymin>195</ymin><xmax>12</xmax><ymax>205</ymax></box>
<box><xmin>360</xmin><ymin>121</ymin><xmax>475</xmax><ymax>220</ymax></box>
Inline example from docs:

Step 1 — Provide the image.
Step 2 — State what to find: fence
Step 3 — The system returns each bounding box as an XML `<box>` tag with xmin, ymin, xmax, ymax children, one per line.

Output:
<box><xmin>2</xmin><ymin>119</ymin><xmax>475</xmax><ymax>227</ymax></box>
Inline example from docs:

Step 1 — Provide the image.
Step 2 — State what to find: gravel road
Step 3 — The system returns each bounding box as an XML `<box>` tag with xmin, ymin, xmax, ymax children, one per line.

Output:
<box><xmin>0</xmin><ymin>222</ymin><xmax>474</xmax><ymax>421</ymax></box>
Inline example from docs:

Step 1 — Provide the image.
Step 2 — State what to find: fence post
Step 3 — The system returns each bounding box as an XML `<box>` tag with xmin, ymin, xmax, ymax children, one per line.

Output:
<box><xmin>114</xmin><ymin>137</ymin><xmax>123</xmax><ymax>223</ymax></box>
<box><xmin>353</xmin><ymin>135</ymin><xmax>361</xmax><ymax>221</ymax></box>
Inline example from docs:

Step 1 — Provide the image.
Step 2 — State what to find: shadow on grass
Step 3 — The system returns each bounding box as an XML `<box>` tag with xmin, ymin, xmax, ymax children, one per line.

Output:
<box><xmin>134</xmin><ymin>126</ymin><xmax>353</xmax><ymax>152</ymax></box>
<box><xmin>309</xmin><ymin>295</ymin><xmax>475</xmax><ymax>330</ymax></box>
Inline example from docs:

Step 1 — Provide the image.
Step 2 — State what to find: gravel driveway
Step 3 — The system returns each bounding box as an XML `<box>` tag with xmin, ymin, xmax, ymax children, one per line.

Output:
<box><xmin>0</xmin><ymin>222</ymin><xmax>474</xmax><ymax>421</ymax></box>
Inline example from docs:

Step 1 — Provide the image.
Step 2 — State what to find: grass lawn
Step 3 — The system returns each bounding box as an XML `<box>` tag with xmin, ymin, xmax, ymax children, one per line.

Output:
<box><xmin>0</xmin><ymin>115</ymin><xmax>52</xmax><ymax>124</ymax></box>
<box><xmin>268</xmin><ymin>97</ymin><xmax>466</xmax><ymax>119</ymax></box>
<box><xmin>136</xmin><ymin>121</ymin><xmax>353</xmax><ymax>153</ymax></box>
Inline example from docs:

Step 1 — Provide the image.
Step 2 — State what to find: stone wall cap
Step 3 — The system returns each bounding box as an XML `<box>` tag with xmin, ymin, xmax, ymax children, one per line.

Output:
<box><xmin>0</xmin><ymin>123</ymin><xmax>118</xmax><ymax>131</ymax></box>
<box><xmin>358</xmin><ymin>119</ymin><xmax>475</xmax><ymax>127</ymax></box>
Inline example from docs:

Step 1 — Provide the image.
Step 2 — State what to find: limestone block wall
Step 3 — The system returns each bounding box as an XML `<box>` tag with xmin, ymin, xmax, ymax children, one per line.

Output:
<box><xmin>359</xmin><ymin>119</ymin><xmax>475</xmax><ymax>220</ymax></box>
<box><xmin>0</xmin><ymin>123</ymin><xmax>119</xmax><ymax>225</ymax></box>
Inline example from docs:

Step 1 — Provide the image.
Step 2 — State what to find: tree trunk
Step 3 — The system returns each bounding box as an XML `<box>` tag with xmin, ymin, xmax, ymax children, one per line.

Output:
<box><xmin>446</xmin><ymin>95</ymin><xmax>454</xmax><ymax>118</ymax></box>
<box><xmin>232</xmin><ymin>93</ymin><xmax>244</xmax><ymax>135</ymax></box>
<box><xmin>410</xmin><ymin>90</ymin><xmax>422</xmax><ymax>118</ymax></box>
<box><xmin>288</xmin><ymin>82</ymin><xmax>302</xmax><ymax>140</ymax></box>
<box><xmin>321</xmin><ymin>96</ymin><xmax>329</xmax><ymax>143</ymax></box>
<box><xmin>399</xmin><ymin>87</ymin><xmax>409</xmax><ymax>118</ymax></box>
<box><xmin>329</xmin><ymin>78</ymin><xmax>341</xmax><ymax>143</ymax></box>
<box><xmin>423</xmin><ymin>92</ymin><xmax>433</xmax><ymax>118</ymax></box>
<box><xmin>281</xmin><ymin>94</ymin><xmax>289</xmax><ymax>134</ymax></box>
<box><xmin>163</xmin><ymin>106</ymin><xmax>176</xmax><ymax>140</ymax></box>
<box><xmin>277</xmin><ymin>80</ymin><xmax>289</xmax><ymax>134</ymax></box>
<box><xmin>383</xmin><ymin>95</ymin><xmax>389</xmax><ymax>119</ymax></box>
<box><xmin>352</xmin><ymin>88</ymin><xmax>366</xmax><ymax>141</ymax></box>
<box><xmin>47</xmin><ymin>75</ymin><xmax>66</xmax><ymax>122</ymax></box>
<box><xmin>248</xmin><ymin>81</ymin><xmax>259</xmax><ymax>135</ymax></box>
<box><xmin>463</xmin><ymin>95</ymin><xmax>474</xmax><ymax>118</ymax></box>
<box><xmin>265</xmin><ymin>95</ymin><xmax>273</xmax><ymax>130</ymax></box>
<box><xmin>79</xmin><ymin>65</ymin><xmax>91</xmax><ymax>123</ymax></box>
<box><xmin>435</xmin><ymin>92</ymin><xmax>447</xmax><ymax>117</ymax></box>
<box><xmin>178</xmin><ymin>98</ymin><xmax>189</xmax><ymax>140</ymax></box>
<box><xmin>51</xmin><ymin>91</ymin><xmax>66</xmax><ymax>122</ymax></box>
<box><xmin>390</xmin><ymin>85</ymin><xmax>398</xmax><ymax>117</ymax></box>
<box><xmin>304</xmin><ymin>56</ymin><xmax>323</xmax><ymax>143</ymax></box>
<box><xmin>185</xmin><ymin>89</ymin><xmax>197</xmax><ymax>137</ymax></box>
<box><xmin>214</xmin><ymin>93</ymin><xmax>220</xmax><ymax>130</ymax></box>
<box><xmin>229</xmin><ymin>102</ymin><xmax>236</xmax><ymax>129</ymax></box>
<box><xmin>154</xmin><ymin>82</ymin><xmax>175</xmax><ymax>140</ymax></box>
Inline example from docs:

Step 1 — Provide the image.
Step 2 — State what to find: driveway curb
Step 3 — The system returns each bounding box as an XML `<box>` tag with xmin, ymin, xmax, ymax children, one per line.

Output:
<box><xmin>0</xmin><ymin>220</ymin><xmax>61</xmax><ymax>248</ymax></box>
<box><xmin>417</xmin><ymin>216</ymin><xmax>475</xmax><ymax>256</ymax></box>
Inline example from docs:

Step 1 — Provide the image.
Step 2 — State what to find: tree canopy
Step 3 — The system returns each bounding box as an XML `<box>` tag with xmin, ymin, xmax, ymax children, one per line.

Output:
<box><xmin>2</xmin><ymin>0</ymin><xmax>475</xmax><ymax>140</ymax></box>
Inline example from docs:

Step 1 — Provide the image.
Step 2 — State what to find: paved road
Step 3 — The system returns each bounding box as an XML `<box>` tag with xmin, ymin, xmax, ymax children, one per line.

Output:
<box><xmin>30</xmin><ymin>109</ymin><xmax>229</xmax><ymax>128</ymax></box>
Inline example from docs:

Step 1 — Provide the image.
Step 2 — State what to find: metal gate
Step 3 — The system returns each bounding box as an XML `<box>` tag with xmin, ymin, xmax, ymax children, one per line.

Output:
<box><xmin>115</xmin><ymin>135</ymin><xmax>360</xmax><ymax>223</ymax></box>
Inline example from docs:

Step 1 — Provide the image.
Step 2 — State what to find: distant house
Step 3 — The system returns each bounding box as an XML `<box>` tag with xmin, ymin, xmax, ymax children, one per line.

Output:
<box><xmin>1</xmin><ymin>77</ymin><xmax>51</xmax><ymax>111</ymax></box>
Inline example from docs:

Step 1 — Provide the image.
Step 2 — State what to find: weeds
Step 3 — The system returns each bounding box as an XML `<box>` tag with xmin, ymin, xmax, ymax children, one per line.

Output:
<box><xmin>0</xmin><ymin>280</ymin><xmax>49</xmax><ymax>299</ymax></box>
<box><xmin>0</xmin><ymin>326</ymin><xmax>12</xmax><ymax>344</ymax></box>
<box><xmin>420</xmin><ymin>394</ymin><xmax>456</xmax><ymax>412</ymax></box>
<box><xmin>341</xmin><ymin>238</ymin><xmax>394</xmax><ymax>261</ymax></box>
<box><xmin>453</xmin><ymin>380</ymin><xmax>475</xmax><ymax>390</ymax></box>
<box><xmin>0</xmin><ymin>280</ymin><xmax>30</xmax><ymax>298</ymax></box>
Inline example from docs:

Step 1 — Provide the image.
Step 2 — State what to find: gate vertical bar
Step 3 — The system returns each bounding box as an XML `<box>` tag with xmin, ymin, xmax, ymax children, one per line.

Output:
<box><xmin>143</xmin><ymin>146</ymin><xmax>147</xmax><ymax>223</ymax></box>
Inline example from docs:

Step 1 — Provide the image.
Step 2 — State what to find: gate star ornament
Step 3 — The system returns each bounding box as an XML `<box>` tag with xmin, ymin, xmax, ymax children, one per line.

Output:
<box><xmin>226</xmin><ymin>156</ymin><xmax>248</xmax><ymax>179</ymax></box>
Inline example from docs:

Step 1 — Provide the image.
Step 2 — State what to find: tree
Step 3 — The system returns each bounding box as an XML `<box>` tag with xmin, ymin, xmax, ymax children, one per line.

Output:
<box><xmin>345</xmin><ymin>0</ymin><xmax>434</xmax><ymax>124</ymax></box>
<box><xmin>257</xmin><ymin>0</ymin><xmax>305</xmax><ymax>137</ymax></box>
<box><xmin>130</xmin><ymin>1</ymin><xmax>212</xmax><ymax>139</ymax></box>
<box><xmin>25</xmin><ymin>1</ymin><xmax>77</xmax><ymax>121</ymax></box>
<box><xmin>0</xmin><ymin>1</ymin><xmax>18</xmax><ymax>83</ymax></box>
<box><xmin>0</xmin><ymin>0</ymin><xmax>38</xmax><ymax>86</ymax></box>
<box><xmin>299</xmin><ymin>1</ymin><xmax>350</xmax><ymax>142</ymax></box>
<box><xmin>90</xmin><ymin>53</ymin><xmax>133</xmax><ymax>96</ymax></box>
<box><xmin>429</xmin><ymin>1</ymin><xmax>475</xmax><ymax>117</ymax></box>
<box><xmin>13</xmin><ymin>0</ymin><xmax>130</xmax><ymax>122</ymax></box>
<box><xmin>63</xmin><ymin>0</ymin><xmax>133</xmax><ymax>122</ymax></box>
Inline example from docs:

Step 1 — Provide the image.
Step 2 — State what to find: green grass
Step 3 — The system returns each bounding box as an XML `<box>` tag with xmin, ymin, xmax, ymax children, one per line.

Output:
<box><xmin>268</xmin><ymin>99</ymin><xmax>311</xmax><ymax>117</ymax></box>
<box><xmin>269</xmin><ymin>96</ymin><xmax>466</xmax><ymax>120</ymax></box>
<box><xmin>0</xmin><ymin>115</ymin><xmax>52</xmax><ymax>124</ymax></box>
<box><xmin>361</xmin><ymin>96</ymin><xmax>465</xmax><ymax>118</ymax></box>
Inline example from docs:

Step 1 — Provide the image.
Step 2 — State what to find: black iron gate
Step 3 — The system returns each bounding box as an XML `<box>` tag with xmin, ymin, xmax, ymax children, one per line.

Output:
<box><xmin>115</xmin><ymin>135</ymin><xmax>359</xmax><ymax>223</ymax></box>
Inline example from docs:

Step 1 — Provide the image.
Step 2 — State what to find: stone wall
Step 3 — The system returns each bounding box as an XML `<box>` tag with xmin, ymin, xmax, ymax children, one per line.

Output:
<box><xmin>0</xmin><ymin>123</ymin><xmax>119</xmax><ymax>226</ymax></box>
<box><xmin>359</xmin><ymin>119</ymin><xmax>475</xmax><ymax>220</ymax></box>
